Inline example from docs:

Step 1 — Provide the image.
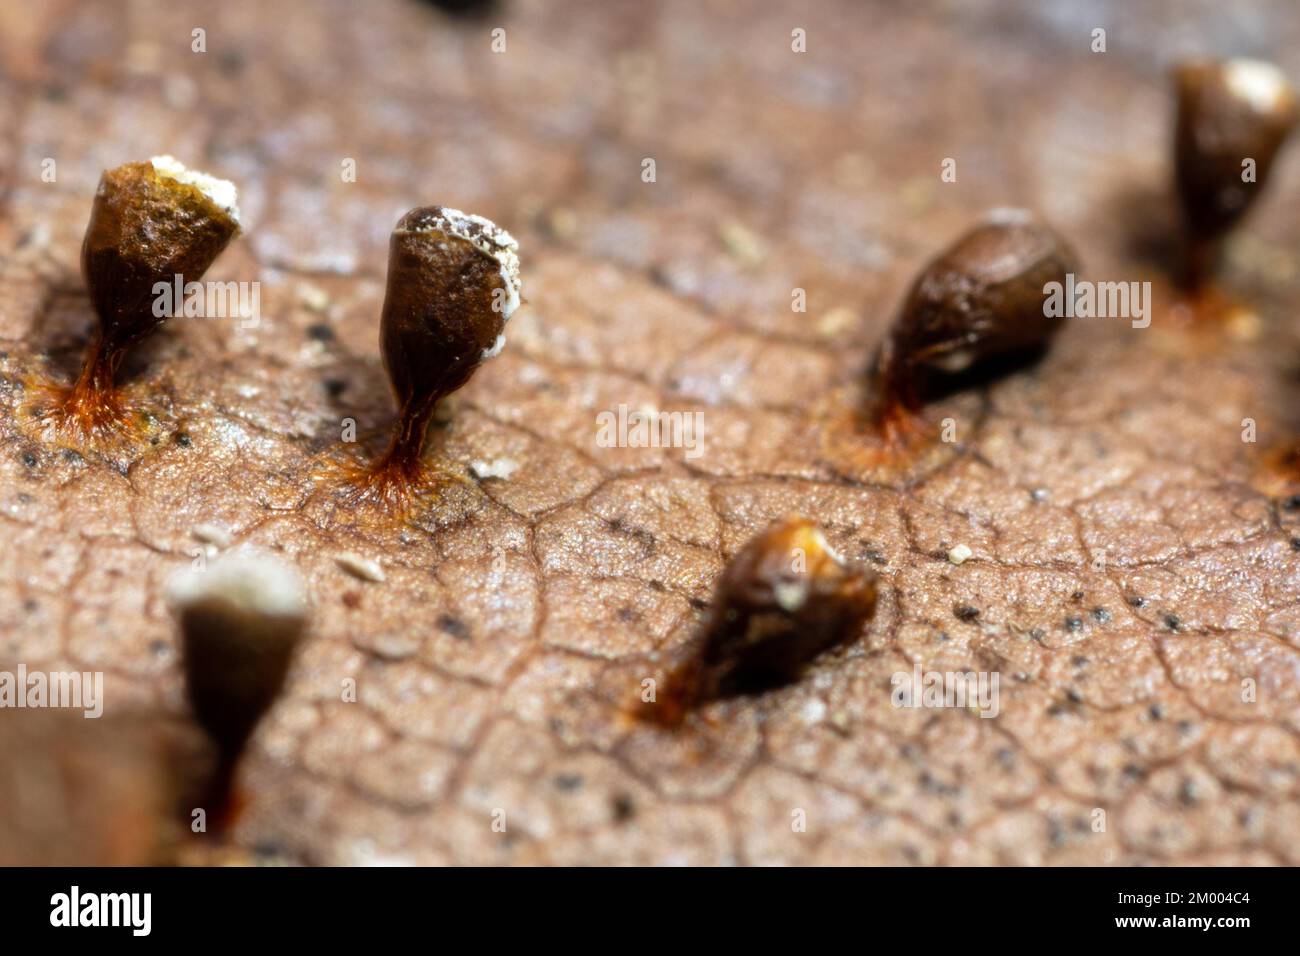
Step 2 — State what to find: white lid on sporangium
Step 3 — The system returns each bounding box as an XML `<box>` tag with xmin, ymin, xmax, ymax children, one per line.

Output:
<box><xmin>167</xmin><ymin>552</ymin><xmax>306</xmax><ymax>620</ymax></box>
<box><xmin>1222</xmin><ymin>59</ymin><xmax>1295</xmax><ymax>114</ymax></box>
<box><xmin>402</xmin><ymin>206</ymin><xmax>521</xmax><ymax>326</ymax></box>
<box><xmin>151</xmin><ymin>154</ymin><xmax>241</xmax><ymax>224</ymax></box>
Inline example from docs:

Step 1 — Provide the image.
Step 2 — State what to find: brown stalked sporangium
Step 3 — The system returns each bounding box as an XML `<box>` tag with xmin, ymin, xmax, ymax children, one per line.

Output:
<box><xmin>354</xmin><ymin>206</ymin><xmax>520</xmax><ymax>499</ymax></box>
<box><xmin>1173</xmin><ymin>58</ymin><xmax>1297</xmax><ymax>284</ymax></box>
<box><xmin>872</xmin><ymin>208</ymin><xmax>1077</xmax><ymax>422</ymax></box>
<box><xmin>71</xmin><ymin>157</ymin><xmax>240</xmax><ymax>428</ymax></box>
<box><xmin>650</xmin><ymin>517</ymin><xmax>877</xmax><ymax>725</ymax></box>
<box><xmin>167</xmin><ymin>554</ymin><xmax>307</xmax><ymax>831</ymax></box>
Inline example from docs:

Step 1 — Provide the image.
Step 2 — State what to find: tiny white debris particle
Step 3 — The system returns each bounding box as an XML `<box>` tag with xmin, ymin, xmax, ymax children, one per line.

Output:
<box><xmin>802</xmin><ymin>698</ymin><xmax>827</xmax><ymax>724</ymax></box>
<box><xmin>816</xmin><ymin>307</ymin><xmax>857</xmax><ymax>338</ymax></box>
<box><xmin>191</xmin><ymin>523</ymin><xmax>233</xmax><ymax>548</ymax></box>
<box><xmin>470</xmin><ymin>457</ymin><xmax>519</xmax><ymax>481</ymax></box>
<box><xmin>298</xmin><ymin>283</ymin><xmax>330</xmax><ymax>312</ymax></box>
<box><xmin>985</xmin><ymin>206</ymin><xmax>1033</xmax><ymax>226</ymax></box>
<box><xmin>948</xmin><ymin>543</ymin><xmax>973</xmax><ymax>565</ymax></box>
<box><xmin>718</xmin><ymin>220</ymin><xmax>766</xmax><ymax>266</ymax></box>
<box><xmin>363</xmin><ymin>632</ymin><xmax>419</xmax><ymax>661</ymax></box>
<box><xmin>336</xmin><ymin>552</ymin><xmax>386</xmax><ymax>583</ymax></box>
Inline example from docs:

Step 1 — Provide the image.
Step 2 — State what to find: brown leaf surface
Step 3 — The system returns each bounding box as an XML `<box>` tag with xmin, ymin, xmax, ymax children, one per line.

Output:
<box><xmin>2</xmin><ymin>0</ymin><xmax>1300</xmax><ymax>865</ymax></box>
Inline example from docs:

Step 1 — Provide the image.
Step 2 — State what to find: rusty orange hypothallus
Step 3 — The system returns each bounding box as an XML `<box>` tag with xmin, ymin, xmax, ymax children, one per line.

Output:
<box><xmin>45</xmin><ymin>156</ymin><xmax>240</xmax><ymax>442</ymax></box>
<box><xmin>167</xmin><ymin>554</ymin><xmax>307</xmax><ymax>833</ymax></box>
<box><xmin>869</xmin><ymin>208</ymin><xmax>1077</xmax><ymax>442</ymax></box>
<box><xmin>641</xmin><ymin>517</ymin><xmax>877</xmax><ymax>728</ymax></box>
<box><xmin>1174</xmin><ymin>58</ymin><xmax>1297</xmax><ymax>288</ymax></box>
<box><xmin>343</xmin><ymin>205</ymin><xmax>521</xmax><ymax>507</ymax></box>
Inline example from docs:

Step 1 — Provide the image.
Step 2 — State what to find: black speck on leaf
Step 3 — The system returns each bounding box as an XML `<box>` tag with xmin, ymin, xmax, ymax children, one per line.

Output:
<box><xmin>253</xmin><ymin>842</ymin><xmax>284</xmax><ymax>861</ymax></box>
<box><xmin>217</xmin><ymin>50</ymin><xmax>245</xmax><ymax>74</ymax></box>
<box><xmin>553</xmin><ymin>774</ymin><xmax>583</xmax><ymax>792</ymax></box>
<box><xmin>611</xmin><ymin>793</ymin><xmax>635</xmax><ymax>822</ymax></box>
<box><xmin>421</xmin><ymin>0</ymin><xmax>499</xmax><ymax>17</ymax></box>
<box><xmin>1048</xmin><ymin>819</ymin><xmax>1066</xmax><ymax>846</ymax></box>
<box><xmin>437</xmin><ymin>614</ymin><xmax>470</xmax><ymax>640</ymax></box>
